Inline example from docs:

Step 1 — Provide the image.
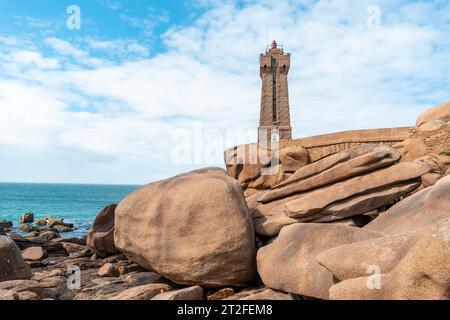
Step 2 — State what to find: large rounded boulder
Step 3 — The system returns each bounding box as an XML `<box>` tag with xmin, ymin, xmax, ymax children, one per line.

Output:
<box><xmin>114</xmin><ymin>167</ymin><xmax>256</xmax><ymax>287</ymax></box>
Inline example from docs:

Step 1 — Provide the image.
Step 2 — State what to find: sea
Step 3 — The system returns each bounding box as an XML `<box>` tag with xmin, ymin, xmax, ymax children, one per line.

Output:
<box><xmin>0</xmin><ymin>183</ymin><xmax>141</xmax><ymax>238</ymax></box>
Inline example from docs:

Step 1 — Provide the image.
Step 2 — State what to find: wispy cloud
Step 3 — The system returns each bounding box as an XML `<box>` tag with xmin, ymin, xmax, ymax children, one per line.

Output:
<box><xmin>120</xmin><ymin>7</ymin><xmax>170</xmax><ymax>37</ymax></box>
<box><xmin>98</xmin><ymin>0</ymin><xmax>122</xmax><ymax>11</ymax></box>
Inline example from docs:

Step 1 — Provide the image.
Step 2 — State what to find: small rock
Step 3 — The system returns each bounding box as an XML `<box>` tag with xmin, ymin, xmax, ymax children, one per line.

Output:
<box><xmin>32</xmin><ymin>269</ymin><xmax>65</xmax><ymax>281</ymax></box>
<box><xmin>0</xmin><ymin>289</ymin><xmax>18</xmax><ymax>300</ymax></box>
<box><xmin>42</xmin><ymin>287</ymin><xmax>60</xmax><ymax>300</ymax></box>
<box><xmin>98</xmin><ymin>263</ymin><xmax>119</xmax><ymax>277</ymax></box>
<box><xmin>38</xmin><ymin>231</ymin><xmax>59</xmax><ymax>241</ymax></box>
<box><xmin>19</xmin><ymin>224</ymin><xmax>32</xmax><ymax>232</ymax></box>
<box><xmin>125</xmin><ymin>263</ymin><xmax>146</xmax><ymax>273</ymax></box>
<box><xmin>421</xmin><ymin>172</ymin><xmax>443</xmax><ymax>187</ymax></box>
<box><xmin>46</xmin><ymin>217</ymin><xmax>65</xmax><ymax>228</ymax></box>
<box><xmin>62</xmin><ymin>242</ymin><xmax>90</xmax><ymax>258</ymax></box>
<box><xmin>117</xmin><ymin>265</ymin><xmax>129</xmax><ymax>276</ymax></box>
<box><xmin>35</xmin><ymin>218</ymin><xmax>47</xmax><ymax>226</ymax></box>
<box><xmin>24</xmin><ymin>232</ymin><xmax>39</xmax><ymax>238</ymax></box>
<box><xmin>73</xmin><ymin>277</ymin><xmax>129</xmax><ymax>300</ymax></box>
<box><xmin>102</xmin><ymin>253</ymin><xmax>126</xmax><ymax>264</ymax></box>
<box><xmin>17</xmin><ymin>290</ymin><xmax>40</xmax><ymax>300</ymax></box>
<box><xmin>22</xmin><ymin>246</ymin><xmax>46</xmax><ymax>261</ymax></box>
<box><xmin>123</xmin><ymin>272</ymin><xmax>164</xmax><ymax>285</ymax></box>
<box><xmin>87</xmin><ymin>204</ymin><xmax>119</xmax><ymax>258</ymax></box>
<box><xmin>224</xmin><ymin>288</ymin><xmax>295</xmax><ymax>300</ymax></box>
<box><xmin>53</xmin><ymin>225</ymin><xmax>74</xmax><ymax>233</ymax></box>
<box><xmin>207</xmin><ymin>288</ymin><xmax>235</xmax><ymax>300</ymax></box>
<box><xmin>109</xmin><ymin>283</ymin><xmax>172</xmax><ymax>300</ymax></box>
<box><xmin>152</xmin><ymin>286</ymin><xmax>203</xmax><ymax>300</ymax></box>
<box><xmin>0</xmin><ymin>221</ymin><xmax>13</xmax><ymax>231</ymax></box>
<box><xmin>20</xmin><ymin>213</ymin><xmax>34</xmax><ymax>224</ymax></box>
<box><xmin>52</xmin><ymin>237</ymin><xmax>85</xmax><ymax>245</ymax></box>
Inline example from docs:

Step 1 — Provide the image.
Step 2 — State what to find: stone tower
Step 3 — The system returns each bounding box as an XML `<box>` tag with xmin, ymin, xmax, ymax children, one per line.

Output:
<box><xmin>258</xmin><ymin>40</ymin><xmax>292</xmax><ymax>144</ymax></box>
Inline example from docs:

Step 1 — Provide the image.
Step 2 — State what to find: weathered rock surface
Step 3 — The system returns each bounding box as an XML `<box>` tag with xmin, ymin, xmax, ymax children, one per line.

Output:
<box><xmin>416</xmin><ymin>101</ymin><xmax>450</xmax><ymax>127</ymax></box>
<box><xmin>87</xmin><ymin>204</ymin><xmax>119</xmax><ymax>258</ymax></box>
<box><xmin>416</xmin><ymin>154</ymin><xmax>450</xmax><ymax>187</ymax></box>
<box><xmin>0</xmin><ymin>236</ymin><xmax>32</xmax><ymax>281</ymax></box>
<box><xmin>225</xmin><ymin>288</ymin><xmax>296</xmax><ymax>300</ymax></box>
<box><xmin>0</xmin><ymin>279</ymin><xmax>43</xmax><ymax>298</ymax></box>
<box><xmin>421</xmin><ymin>173</ymin><xmax>442</xmax><ymax>187</ymax></box>
<box><xmin>115</xmin><ymin>168</ymin><xmax>256</xmax><ymax>287</ymax></box>
<box><xmin>123</xmin><ymin>272</ymin><xmax>165</xmax><ymax>286</ymax></box>
<box><xmin>365</xmin><ymin>175</ymin><xmax>450</xmax><ymax>235</ymax></box>
<box><xmin>257</xmin><ymin>223</ymin><xmax>382</xmax><ymax>299</ymax></box>
<box><xmin>329</xmin><ymin>219</ymin><xmax>450</xmax><ymax>300</ymax></box>
<box><xmin>283</xmin><ymin>161</ymin><xmax>428</xmax><ymax>218</ymax></box>
<box><xmin>207</xmin><ymin>288</ymin><xmax>235</xmax><ymax>300</ymax></box>
<box><xmin>394</xmin><ymin>138</ymin><xmax>429</xmax><ymax>161</ymax></box>
<box><xmin>152</xmin><ymin>286</ymin><xmax>203</xmax><ymax>300</ymax></box>
<box><xmin>316</xmin><ymin>232</ymin><xmax>419</xmax><ymax>281</ymax></box>
<box><xmin>262</xmin><ymin>145</ymin><xmax>401</xmax><ymax>202</ymax></box>
<box><xmin>109</xmin><ymin>283</ymin><xmax>172</xmax><ymax>300</ymax></box>
<box><xmin>418</xmin><ymin>120</ymin><xmax>447</xmax><ymax>132</ymax></box>
<box><xmin>98</xmin><ymin>263</ymin><xmax>119</xmax><ymax>277</ymax></box>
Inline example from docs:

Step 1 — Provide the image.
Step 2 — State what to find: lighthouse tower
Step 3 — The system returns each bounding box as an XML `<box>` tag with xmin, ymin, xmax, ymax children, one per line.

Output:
<box><xmin>258</xmin><ymin>40</ymin><xmax>292</xmax><ymax>144</ymax></box>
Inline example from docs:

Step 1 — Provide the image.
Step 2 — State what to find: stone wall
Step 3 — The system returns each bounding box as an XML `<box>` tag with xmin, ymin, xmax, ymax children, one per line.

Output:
<box><xmin>411</xmin><ymin>123</ymin><xmax>450</xmax><ymax>155</ymax></box>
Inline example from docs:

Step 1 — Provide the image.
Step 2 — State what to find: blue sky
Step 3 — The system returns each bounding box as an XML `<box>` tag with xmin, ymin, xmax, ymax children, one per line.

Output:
<box><xmin>0</xmin><ymin>0</ymin><xmax>449</xmax><ymax>184</ymax></box>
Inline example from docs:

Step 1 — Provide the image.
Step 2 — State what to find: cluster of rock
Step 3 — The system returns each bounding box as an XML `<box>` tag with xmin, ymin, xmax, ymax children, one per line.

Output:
<box><xmin>0</xmin><ymin>102</ymin><xmax>449</xmax><ymax>300</ymax></box>
<box><xmin>18</xmin><ymin>214</ymin><xmax>75</xmax><ymax>240</ymax></box>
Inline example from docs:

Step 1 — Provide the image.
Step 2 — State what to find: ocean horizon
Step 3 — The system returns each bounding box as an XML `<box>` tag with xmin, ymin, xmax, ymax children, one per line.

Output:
<box><xmin>0</xmin><ymin>182</ymin><xmax>141</xmax><ymax>238</ymax></box>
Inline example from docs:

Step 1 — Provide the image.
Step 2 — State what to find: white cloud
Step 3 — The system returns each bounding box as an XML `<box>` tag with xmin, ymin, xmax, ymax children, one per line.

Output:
<box><xmin>10</xmin><ymin>50</ymin><xmax>60</xmax><ymax>69</ymax></box>
<box><xmin>0</xmin><ymin>0</ymin><xmax>449</xmax><ymax>184</ymax></box>
<box><xmin>86</xmin><ymin>39</ymin><xmax>150</xmax><ymax>58</ymax></box>
<box><xmin>120</xmin><ymin>7</ymin><xmax>170</xmax><ymax>37</ymax></box>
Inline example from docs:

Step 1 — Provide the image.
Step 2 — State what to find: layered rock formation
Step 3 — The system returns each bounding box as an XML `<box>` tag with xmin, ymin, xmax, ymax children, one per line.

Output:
<box><xmin>247</xmin><ymin>145</ymin><xmax>430</xmax><ymax>237</ymax></box>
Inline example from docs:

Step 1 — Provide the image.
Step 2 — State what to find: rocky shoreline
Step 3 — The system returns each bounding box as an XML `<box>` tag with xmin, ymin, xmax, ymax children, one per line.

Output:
<box><xmin>1</xmin><ymin>102</ymin><xmax>449</xmax><ymax>300</ymax></box>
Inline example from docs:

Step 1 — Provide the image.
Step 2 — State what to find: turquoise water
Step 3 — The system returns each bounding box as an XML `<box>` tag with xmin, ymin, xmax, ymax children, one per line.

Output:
<box><xmin>0</xmin><ymin>183</ymin><xmax>140</xmax><ymax>237</ymax></box>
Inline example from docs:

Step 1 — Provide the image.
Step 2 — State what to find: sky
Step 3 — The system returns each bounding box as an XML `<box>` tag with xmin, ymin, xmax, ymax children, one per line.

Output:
<box><xmin>0</xmin><ymin>0</ymin><xmax>449</xmax><ymax>184</ymax></box>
